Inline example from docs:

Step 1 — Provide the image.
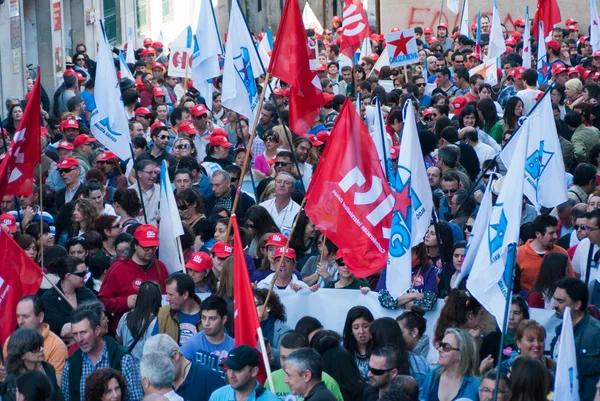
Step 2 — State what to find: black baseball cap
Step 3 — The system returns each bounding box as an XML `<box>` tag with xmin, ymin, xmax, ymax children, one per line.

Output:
<box><xmin>221</xmin><ymin>345</ymin><xmax>260</xmax><ymax>370</ymax></box>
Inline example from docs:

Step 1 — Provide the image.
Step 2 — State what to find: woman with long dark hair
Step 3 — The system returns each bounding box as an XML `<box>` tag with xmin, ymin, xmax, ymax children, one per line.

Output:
<box><xmin>528</xmin><ymin>252</ymin><xmax>569</xmax><ymax>309</ymax></box>
<box><xmin>15</xmin><ymin>370</ymin><xmax>52</xmax><ymax>401</ymax></box>
<box><xmin>295</xmin><ymin>316</ymin><xmax>323</xmax><ymax>344</ymax></box>
<box><xmin>244</xmin><ymin>205</ymin><xmax>279</xmax><ymax>259</ymax></box>
<box><xmin>490</xmin><ymin>96</ymin><xmax>523</xmax><ymax>143</ymax></box>
<box><xmin>477</xmin><ymin>98</ymin><xmax>500</xmax><ymax>134</ymax></box>
<box><xmin>343</xmin><ymin>306</ymin><xmax>374</xmax><ymax>379</ymax></box>
<box><xmin>288</xmin><ymin>211</ymin><xmax>319</xmax><ymax>271</ymax></box>
<box><xmin>6</xmin><ymin>103</ymin><xmax>23</xmax><ymax>136</ymax></box>
<box><xmin>509</xmin><ymin>356</ymin><xmax>552</xmax><ymax>401</ymax></box>
<box><xmin>433</xmin><ymin>289</ymin><xmax>484</xmax><ymax>343</ymax></box>
<box><xmin>301</xmin><ymin>234</ymin><xmax>339</xmax><ymax>287</ymax></box>
<box><xmin>254</xmin><ymin>288</ymin><xmax>292</xmax><ymax>369</ymax></box>
<box><xmin>397</xmin><ymin>307</ymin><xmax>430</xmax><ymax>358</ymax></box>
<box><xmin>176</xmin><ymin>188</ymin><xmax>207</xmax><ymax>242</ymax></box>
<box><xmin>459</xmin><ymin>105</ymin><xmax>501</xmax><ymax>152</ymax></box>
<box><xmin>116</xmin><ymin>281</ymin><xmax>162</xmax><ymax>361</ymax></box>
<box><xmin>1</xmin><ymin>328</ymin><xmax>61</xmax><ymax>401</ymax></box>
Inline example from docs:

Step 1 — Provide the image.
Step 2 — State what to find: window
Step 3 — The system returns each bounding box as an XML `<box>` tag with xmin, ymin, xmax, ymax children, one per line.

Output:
<box><xmin>162</xmin><ymin>0</ymin><xmax>172</xmax><ymax>20</ymax></box>
<box><xmin>137</xmin><ymin>0</ymin><xmax>147</xmax><ymax>34</ymax></box>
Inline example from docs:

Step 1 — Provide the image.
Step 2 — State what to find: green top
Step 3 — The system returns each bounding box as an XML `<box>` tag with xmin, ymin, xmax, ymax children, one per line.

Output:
<box><xmin>324</xmin><ymin>278</ymin><xmax>370</xmax><ymax>289</ymax></box>
<box><xmin>488</xmin><ymin>121</ymin><xmax>505</xmax><ymax>144</ymax></box>
<box><xmin>265</xmin><ymin>369</ymin><xmax>344</xmax><ymax>401</ymax></box>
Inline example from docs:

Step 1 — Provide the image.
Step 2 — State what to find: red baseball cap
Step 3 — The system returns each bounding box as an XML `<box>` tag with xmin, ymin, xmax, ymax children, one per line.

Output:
<box><xmin>76</xmin><ymin>73</ymin><xmax>86</xmax><ymax>82</ymax></box>
<box><xmin>504</xmin><ymin>46</ymin><xmax>514</xmax><ymax>54</ymax></box>
<box><xmin>139</xmin><ymin>49</ymin><xmax>148</xmax><ymax>57</ymax></box>
<box><xmin>60</xmin><ymin>119</ymin><xmax>79</xmax><ymax>131</ymax></box>
<box><xmin>73</xmin><ymin>134</ymin><xmax>96</xmax><ymax>148</ymax></box>
<box><xmin>190</xmin><ymin>104</ymin><xmax>209</xmax><ymax>117</ymax></box>
<box><xmin>368</xmin><ymin>52</ymin><xmax>380</xmax><ymax>61</ymax></box>
<box><xmin>152</xmin><ymin>62</ymin><xmax>165</xmax><ymax>70</ymax></box>
<box><xmin>332</xmin><ymin>16</ymin><xmax>341</xmax><ymax>22</ymax></box>
<box><xmin>390</xmin><ymin>146</ymin><xmax>400</xmax><ymax>160</ymax></box>
<box><xmin>437</xmin><ymin>22</ymin><xmax>448</xmax><ymax>29</ymax></box>
<box><xmin>145</xmin><ymin>48</ymin><xmax>157</xmax><ymax>55</ymax></box>
<box><xmin>152</xmin><ymin>41</ymin><xmax>164</xmax><ymax>49</ymax></box>
<box><xmin>212</xmin><ymin>242</ymin><xmax>233</xmax><ymax>258</ymax></box>
<box><xmin>568</xmin><ymin>25</ymin><xmax>579</xmax><ymax>31</ymax></box>
<box><xmin>316</xmin><ymin>131</ymin><xmax>330</xmax><ymax>143</ymax></box>
<box><xmin>134</xmin><ymin>224</ymin><xmax>160</xmax><ymax>247</ymax></box>
<box><xmin>58</xmin><ymin>157</ymin><xmax>80</xmax><ymax>169</ymax></box>
<box><xmin>507</xmin><ymin>70</ymin><xmax>515</xmax><ymax>78</ymax></box>
<box><xmin>153</xmin><ymin>87</ymin><xmax>165</xmax><ymax>97</ymax></box>
<box><xmin>57</xmin><ymin>141</ymin><xmax>75</xmax><ymax>151</ymax></box>
<box><xmin>470</xmin><ymin>23</ymin><xmax>477</xmax><ymax>30</ymax></box>
<box><xmin>150</xmin><ymin>121</ymin><xmax>166</xmax><ymax>131</ymax></box>
<box><xmin>310</xmin><ymin>135</ymin><xmax>324</xmax><ymax>147</ymax></box>
<box><xmin>511</xmin><ymin>32</ymin><xmax>522</xmax><ymax>40</ymax></box>
<box><xmin>96</xmin><ymin>151</ymin><xmax>118</xmax><ymax>162</ymax></box>
<box><xmin>186</xmin><ymin>251</ymin><xmax>214</xmax><ymax>272</ymax></box>
<box><xmin>567</xmin><ymin>67</ymin><xmax>579</xmax><ymax>76</ymax></box>
<box><xmin>496</xmin><ymin>67</ymin><xmax>503</xmax><ymax>80</ymax></box>
<box><xmin>209</xmin><ymin>136</ymin><xmax>233</xmax><ymax>148</ymax></box>
<box><xmin>594</xmin><ymin>50</ymin><xmax>600</xmax><ymax>58</ymax></box>
<box><xmin>135</xmin><ymin>107</ymin><xmax>154</xmax><ymax>116</ymax></box>
<box><xmin>566</xmin><ymin>18</ymin><xmax>577</xmax><ymax>25</ymax></box>
<box><xmin>0</xmin><ymin>213</ymin><xmax>17</xmax><ymax>233</ymax></box>
<box><xmin>272</xmin><ymin>87</ymin><xmax>286</xmax><ymax>97</ymax></box>
<box><xmin>266</xmin><ymin>233</ymin><xmax>287</xmax><ymax>247</ymax></box>
<box><xmin>427</xmin><ymin>36</ymin><xmax>439</xmax><ymax>45</ymax></box>
<box><xmin>583</xmin><ymin>70</ymin><xmax>594</xmax><ymax>80</ymax></box>
<box><xmin>422</xmin><ymin>108</ymin><xmax>434</xmax><ymax>118</ymax></box>
<box><xmin>514</xmin><ymin>66</ymin><xmax>526</xmax><ymax>79</ymax></box>
<box><xmin>505</xmin><ymin>37</ymin><xmax>517</xmax><ymax>46</ymax></box>
<box><xmin>178</xmin><ymin>122</ymin><xmax>197</xmax><ymax>135</ymax></box>
<box><xmin>274</xmin><ymin>246</ymin><xmax>296</xmax><ymax>261</ymax></box>
<box><xmin>211</xmin><ymin>128</ymin><xmax>229</xmax><ymax>138</ymax></box>
<box><xmin>468</xmin><ymin>52</ymin><xmax>481</xmax><ymax>61</ymax></box>
<box><xmin>391</xmin><ymin>27</ymin><xmax>400</xmax><ymax>32</ymax></box>
<box><xmin>143</xmin><ymin>38</ymin><xmax>153</xmax><ymax>46</ymax></box>
<box><xmin>452</xmin><ymin>97</ymin><xmax>468</xmax><ymax>115</ymax></box>
<box><xmin>552</xmin><ymin>63</ymin><xmax>567</xmax><ymax>76</ymax></box>
<box><xmin>423</xmin><ymin>27</ymin><xmax>433</xmax><ymax>34</ymax></box>
<box><xmin>323</xmin><ymin>93</ymin><xmax>335</xmax><ymax>104</ymax></box>
<box><xmin>514</xmin><ymin>18</ymin><xmax>526</xmax><ymax>27</ymax></box>
<box><xmin>546</xmin><ymin>40</ymin><xmax>560</xmax><ymax>51</ymax></box>
<box><xmin>63</xmin><ymin>68</ymin><xmax>77</xmax><ymax>78</ymax></box>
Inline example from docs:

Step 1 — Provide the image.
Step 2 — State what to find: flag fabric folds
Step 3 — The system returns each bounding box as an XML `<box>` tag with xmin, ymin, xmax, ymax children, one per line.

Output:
<box><xmin>487</xmin><ymin>1</ymin><xmax>507</xmax><ymax>60</ymax></box>
<box><xmin>0</xmin><ymin>229</ymin><xmax>43</xmax><ymax>344</ymax></box>
<box><xmin>553</xmin><ymin>307</ymin><xmax>581</xmax><ymax>401</ymax></box>
<box><xmin>448</xmin><ymin>0</ymin><xmax>459</xmax><ymax>15</ymax></box>
<box><xmin>522</xmin><ymin>7</ymin><xmax>532</xmax><ymax>68</ymax></box>
<box><xmin>536</xmin><ymin>22</ymin><xmax>550</xmax><ymax>86</ymax></box>
<box><xmin>533</xmin><ymin>0</ymin><xmax>562</xmax><ymax>39</ymax></box>
<box><xmin>591</xmin><ymin>0</ymin><xmax>600</xmax><ymax>52</ymax></box>
<box><xmin>302</xmin><ymin>2</ymin><xmax>324</xmax><ymax>34</ymax></box>
<box><xmin>340</xmin><ymin>0</ymin><xmax>371</xmax><ymax>58</ymax></box>
<box><xmin>90</xmin><ymin>21</ymin><xmax>132</xmax><ymax>161</ymax></box>
<box><xmin>222</xmin><ymin>1</ymin><xmax>264</xmax><ymax>128</ymax></box>
<box><xmin>500</xmin><ymin>93</ymin><xmax>567</xmax><ymax>209</ymax></box>
<box><xmin>0</xmin><ymin>72</ymin><xmax>41</xmax><ymax>200</ymax></box>
<box><xmin>258</xmin><ymin>28</ymin><xmax>273</xmax><ymax>69</ymax></box>
<box><xmin>467</xmin><ymin>125</ymin><xmax>528</xmax><ymax>331</ymax></box>
<box><xmin>269</xmin><ymin>0</ymin><xmax>325</xmax><ymax>135</ymax></box>
<box><xmin>118</xmin><ymin>52</ymin><xmax>135</xmax><ymax>82</ymax></box>
<box><xmin>459</xmin><ymin>0</ymin><xmax>470</xmax><ymax>36</ymax></box>
<box><xmin>126</xmin><ymin>27</ymin><xmax>136</xmax><ymax>65</ymax></box>
<box><xmin>369</xmin><ymin>97</ymin><xmax>390</xmax><ymax>178</ymax></box>
<box><xmin>192</xmin><ymin>0</ymin><xmax>224</xmax><ymax>111</ymax></box>
<box><xmin>306</xmin><ymin>98</ymin><xmax>393</xmax><ymax>278</ymax></box>
<box><xmin>158</xmin><ymin>161</ymin><xmax>185</xmax><ymax>275</ymax></box>
<box><xmin>386</xmin><ymin>100</ymin><xmax>434</xmax><ymax>298</ymax></box>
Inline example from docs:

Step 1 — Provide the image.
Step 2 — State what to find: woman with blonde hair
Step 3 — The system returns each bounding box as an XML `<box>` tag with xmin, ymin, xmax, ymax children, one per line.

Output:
<box><xmin>566</xmin><ymin>78</ymin><xmax>584</xmax><ymax>108</ymax></box>
<box><xmin>421</xmin><ymin>328</ymin><xmax>481</xmax><ymax>400</ymax></box>
<box><xmin>259</xmin><ymin>180</ymin><xmax>276</xmax><ymax>202</ymax></box>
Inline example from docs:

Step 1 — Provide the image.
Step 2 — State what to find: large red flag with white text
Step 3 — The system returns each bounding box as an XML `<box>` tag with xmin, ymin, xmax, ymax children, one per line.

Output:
<box><xmin>0</xmin><ymin>72</ymin><xmax>41</xmax><ymax>200</ymax></box>
<box><xmin>305</xmin><ymin>99</ymin><xmax>393</xmax><ymax>278</ymax></box>
<box><xmin>269</xmin><ymin>0</ymin><xmax>326</xmax><ymax>135</ymax></box>
<box><xmin>0</xmin><ymin>229</ymin><xmax>43</xmax><ymax>345</ymax></box>
<box><xmin>339</xmin><ymin>0</ymin><xmax>371</xmax><ymax>58</ymax></box>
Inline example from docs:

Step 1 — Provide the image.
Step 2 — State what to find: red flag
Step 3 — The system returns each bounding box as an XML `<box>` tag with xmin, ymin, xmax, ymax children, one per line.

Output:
<box><xmin>0</xmin><ymin>72</ymin><xmax>42</xmax><ymax>200</ymax></box>
<box><xmin>231</xmin><ymin>215</ymin><xmax>266</xmax><ymax>383</ymax></box>
<box><xmin>0</xmin><ymin>229</ymin><xmax>43</xmax><ymax>345</ymax></box>
<box><xmin>268</xmin><ymin>0</ymin><xmax>325</xmax><ymax>135</ymax></box>
<box><xmin>305</xmin><ymin>99</ymin><xmax>393</xmax><ymax>278</ymax></box>
<box><xmin>339</xmin><ymin>0</ymin><xmax>371</xmax><ymax>58</ymax></box>
<box><xmin>533</xmin><ymin>0</ymin><xmax>561</xmax><ymax>38</ymax></box>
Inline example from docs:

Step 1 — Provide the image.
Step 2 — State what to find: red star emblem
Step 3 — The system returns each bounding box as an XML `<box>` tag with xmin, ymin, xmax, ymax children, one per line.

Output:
<box><xmin>595</xmin><ymin>20</ymin><xmax>599</xmax><ymax>26</ymax></box>
<box><xmin>389</xmin><ymin>33</ymin><xmax>413</xmax><ymax>58</ymax></box>
<box><xmin>394</xmin><ymin>180</ymin><xmax>412</xmax><ymax>221</ymax></box>
<box><xmin>477</xmin><ymin>62</ymin><xmax>493</xmax><ymax>79</ymax></box>
<box><xmin>539</xmin><ymin>62</ymin><xmax>549</xmax><ymax>77</ymax></box>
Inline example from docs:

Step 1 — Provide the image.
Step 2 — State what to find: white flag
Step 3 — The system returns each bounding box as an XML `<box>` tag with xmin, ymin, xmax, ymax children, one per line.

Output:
<box><xmin>158</xmin><ymin>161</ymin><xmax>185</xmax><ymax>275</ymax></box>
<box><xmin>522</xmin><ymin>7</ymin><xmax>531</xmax><ymax>68</ymax></box>
<box><xmin>192</xmin><ymin>0</ymin><xmax>223</xmax><ymax>111</ymax></box>
<box><xmin>537</xmin><ymin>22</ymin><xmax>549</xmax><ymax>86</ymax></box>
<box><xmin>370</xmin><ymin>97</ymin><xmax>389</xmax><ymax>176</ymax></box>
<box><xmin>386</xmin><ymin>100</ymin><xmax>434</xmax><ymax>298</ymax></box>
<box><xmin>168</xmin><ymin>26</ymin><xmax>194</xmax><ymax>79</ymax></box>
<box><xmin>90</xmin><ymin>21</ymin><xmax>132</xmax><ymax>161</ymax></box>
<box><xmin>302</xmin><ymin>2</ymin><xmax>324</xmax><ymax>34</ymax></box>
<box><xmin>373</xmin><ymin>47</ymin><xmax>390</xmax><ymax>75</ymax></box>
<box><xmin>487</xmin><ymin>1</ymin><xmax>507</xmax><ymax>60</ymax></box>
<box><xmin>126</xmin><ymin>27</ymin><xmax>135</xmax><ymax>65</ymax></box>
<box><xmin>591</xmin><ymin>0</ymin><xmax>600</xmax><ymax>51</ymax></box>
<box><xmin>222</xmin><ymin>1</ymin><xmax>265</xmax><ymax>128</ymax></box>
<box><xmin>460</xmin><ymin>0</ymin><xmax>470</xmax><ymax>36</ymax></box>
<box><xmin>501</xmin><ymin>93</ymin><xmax>567</xmax><ymax>208</ymax></box>
<box><xmin>448</xmin><ymin>0</ymin><xmax>459</xmax><ymax>15</ymax></box>
<box><xmin>360</xmin><ymin>38</ymin><xmax>372</xmax><ymax>61</ymax></box>
<box><xmin>258</xmin><ymin>28</ymin><xmax>273</xmax><ymax>71</ymax></box>
<box><xmin>467</xmin><ymin>123</ymin><xmax>527</xmax><ymax>331</ymax></box>
<box><xmin>469</xmin><ymin>58</ymin><xmax>498</xmax><ymax>85</ymax></box>
<box><xmin>118</xmin><ymin>52</ymin><xmax>134</xmax><ymax>82</ymax></box>
<box><xmin>453</xmin><ymin>175</ymin><xmax>494</xmax><ymax>288</ymax></box>
<box><xmin>553</xmin><ymin>307</ymin><xmax>581</xmax><ymax>401</ymax></box>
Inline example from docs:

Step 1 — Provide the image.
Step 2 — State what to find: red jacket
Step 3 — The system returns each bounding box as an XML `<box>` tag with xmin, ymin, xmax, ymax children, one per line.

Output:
<box><xmin>98</xmin><ymin>258</ymin><xmax>168</xmax><ymax>331</ymax></box>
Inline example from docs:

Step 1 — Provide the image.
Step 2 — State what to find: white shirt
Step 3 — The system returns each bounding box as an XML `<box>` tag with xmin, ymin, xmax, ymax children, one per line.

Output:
<box><xmin>102</xmin><ymin>204</ymin><xmax>117</xmax><ymax>216</ymax></box>
<box><xmin>571</xmin><ymin>238</ymin><xmax>600</xmax><ymax>284</ymax></box>
<box><xmin>517</xmin><ymin>88</ymin><xmax>543</xmax><ymax>115</ymax></box>
<box><xmin>298</xmin><ymin>162</ymin><xmax>313</xmax><ymax>190</ymax></box>
<box><xmin>193</xmin><ymin>131</ymin><xmax>211</xmax><ymax>161</ymax></box>
<box><xmin>163</xmin><ymin>390</ymin><xmax>184</xmax><ymax>401</ymax></box>
<box><xmin>472</xmin><ymin>141</ymin><xmax>497</xmax><ymax>168</ymax></box>
<box><xmin>257</xmin><ymin>272</ymin><xmax>309</xmax><ymax>291</ymax></box>
<box><xmin>259</xmin><ymin>197</ymin><xmax>301</xmax><ymax>237</ymax></box>
<box><xmin>129</xmin><ymin>183</ymin><xmax>160</xmax><ymax>226</ymax></box>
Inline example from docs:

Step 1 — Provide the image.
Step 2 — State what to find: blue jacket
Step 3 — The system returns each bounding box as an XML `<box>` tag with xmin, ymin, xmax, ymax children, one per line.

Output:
<box><xmin>209</xmin><ymin>382</ymin><xmax>278</xmax><ymax>401</ymax></box>
<box><xmin>419</xmin><ymin>367</ymin><xmax>480</xmax><ymax>401</ymax></box>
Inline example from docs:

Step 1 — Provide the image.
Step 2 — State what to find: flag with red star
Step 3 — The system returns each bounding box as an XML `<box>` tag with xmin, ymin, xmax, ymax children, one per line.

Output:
<box><xmin>385</xmin><ymin>99</ymin><xmax>434</xmax><ymax>298</ymax></box>
<box><xmin>384</xmin><ymin>29</ymin><xmax>419</xmax><ymax>68</ymax></box>
<box><xmin>591</xmin><ymin>0</ymin><xmax>600</xmax><ymax>51</ymax></box>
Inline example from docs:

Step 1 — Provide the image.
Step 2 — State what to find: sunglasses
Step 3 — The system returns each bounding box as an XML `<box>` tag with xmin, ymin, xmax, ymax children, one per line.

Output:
<box><xmin>369</xmin><ymin>366</ymin><xmax>394</xmax><ymax>376</ymax></box>
<box><xmin>71</xmin><ymin>269</ymin><xmax>89</xmax><ymax>278</ymax></box>
<box><xmin>158</xmin><ymin>135</ymin><xmax>169</xmax><ymax>140</ymax></box>
<box><xmin>464</xmin><ymin>224</ymin><xmax>473</xmax><ymax>232</ymax></box>
<box><xmin>246</xmin><ymin>222</ymin><xmax>255</xmax><ymax>229</ymax></box>
<box><xmin>176</xmin><ymin>144</ymin><xmax>190</xmax><ymax>150</ymax></box>
<box><xmin>436</xmin><ymin>341</ymin><xmax>460</xmax><ymax>353</ymax></box>
<box><xmin>59</xmin><ymin>167</ymin><xmax>77</xmax><ymax>174</ymax></box>
<box><xmin>442</xmin><ymin>188</ymin><xmax>458</xmax><ymax>194</ymax></box>
<box><xmin>416</xmin><ymin>83</ymin><xmax>427</xmax><ymax>87</ymax></box>
<box><xmin>178</xmin><ymin>203</ymin><xmax>190</xmax><ymax>211</ymax></box>
<box><xmin>574</xmin><ymin>224</ymin><xmax>588</xmax><ymax>230</ymax></box>
<box><xmin>231</xmin><ymin>176</ymin><xmax>239</xmax><ymax>183</ymax></box>
<box><xmin>336</xmin><ymin>259</ymin><xmax>345</xmax><ymax>266</ymax></box>
<box><xmin>194</xmin><ymin>115</ymin><xmax>207</xmax><ymax>120</ymax></box>
<box><xmin>275</xmin><ymin>161</ymin><xmax>290</xmax><ymax>167</ymax></box>
<box><xmin>265</xmin><ymin>137</ymin><xmax>278</xmax><ymax>143</ymax></box>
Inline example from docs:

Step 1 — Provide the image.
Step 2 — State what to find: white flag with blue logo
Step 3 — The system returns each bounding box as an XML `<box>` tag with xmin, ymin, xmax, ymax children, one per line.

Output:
<box><xmin>386</xmin><ymin>100</ymin><xmax>434</xmax><ymax>298</ymax></box>
<box><xmin>126</xmin><ymin>27</ymin><xmax>135</xmax><ymax>65</ymax></box>
<box><xmin>221</xmin><ymin>1</ymin><xmax>264</xmax><ymax>127</ymax></box>
<box><xmin>90</xmin><ymin>21</ymin><xmax>132</xmax><ymax>161</ymax></box>
<box><xmin>522</xmin><ymin>7</ymin><xmax>531</xmax><ymax>68</ymax></box>
<box><xmin>500</xmin><ymin>93</ymin><xmax>567</xmax><ymax>208</ymax></box>
<box><xmin>554</xmin><ymin>307</ymin><xmax>581</xmax><ymax>401</ymax></box>
<box><xmin>192</xmin><ymin>0</ymin><xmax>223</xmax><ymax>111</ymax></box>
<box><xmin>486</xmin><ymin>1</ymin><xmax>506</xmax><ymax>61</ymax></box>
<box><xmin>118</xmin><ymin>52</ymin><xmax>134</xmax><ymax>82</ymax></box>
<box><xmin>536</xmin><ymin>22</ymin><xmax>550</xmax><ymax>85</ymax></box>
<box><xmin>453</xmin><ymin>175</ymin><xmax>494</xmax><ymax>288</ymax></box>
<box><xmin>467</xmin><ymin>124</ymin><xmax>528</xmax><ymax>331</ymax></box>
<box><xmin>159</xmin><ymin>161</ymin><xmax>185</xmax><ymax>275</ymax></box>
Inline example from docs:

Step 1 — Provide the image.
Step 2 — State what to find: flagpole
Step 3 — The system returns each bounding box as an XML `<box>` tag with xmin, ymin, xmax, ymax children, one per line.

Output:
<box><xmin>225</xmin><ymin>72</ymin><xmax>271</xmax><ymax>240</ymax></box>
<box><xmin>318</xmin><ymin>234</ymin><xmax>326</xmax><ymax>264</ymax></box>
<box><xmin>437</xmin><ymin>0</ymin><xmax>445</xmax><ymax>25</ymax></box>
<box><xmin>256</xmin><ymin>327</ymin><xmax>276</xmax><ymax>391</ymax></box>
<box><xmin>129</xmin><ymin>144</ymin><xmax>148</xmax><ymax>225</ymax></box>
<box><xmin>492</xmin><ymin>243</ymin><xmax>516</xmax><ymax>401</ymax></box>
<box><xmin>43</xmin><ymin>272</ymin><xmax>76</xmax><ymax>309</ymax></box>
<box><xmin>260</xmin><ymin>197</ymin><xmax>307</xmax><ymax>320</ymax></box>
<box><xmin>177</xmin><ymin>236</ymin><xmax>187</xmax><ymax>274</ymax></box>
<box><xmin>459</xmin><ymin>0</ymin><xmax>467</xmax><ymax>33</ymax></box>
<box><xmin>236</xmin><ymin>112</ymin><xmax>258</xmax><ymax>200</ymax></box>
<box><xmin>374</xmin><ymin>97</ymin><xmax>390</xmax><ymax>182</ymax></box>
<box><xmin>451</xmin><ymin>85</ymin><xmax>553</xmax><ymax>219</ymax></box>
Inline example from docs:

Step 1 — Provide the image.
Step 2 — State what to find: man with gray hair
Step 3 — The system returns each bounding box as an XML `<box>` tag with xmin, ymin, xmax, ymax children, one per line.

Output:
<box><xmin>129</xmin><ymin>159</ymin><xmax>160</xmax><ymax>226</ymax></box>
<box><xmin>204</xmin><ymin>170</ymin><xmax>255</xmax><ymax>217</ymax></box>
<box><xmin>283</xmin><ymin>348</ymin><xmax>337</xmax><ymax>401</ymax></box>
<box><xmin>437</xmin><ymin>145</ymin><xmax>472</xmax><ymax>191</ymax></box>
<box><xmin>141</xmin><ymin>352</ymin><xmax>183</xmax><ymax>401</ymax></box>
<box><xmin>58</xmin><ymin>74</ymin><xmax>79</xmax><ymax>116</ymax></box>
<box><xmin>260</xmin><ymin>171</ymin><xmax>301</xmax><ymax>236</ymax></box>
<box><xmin>143</xmin><ymin>334</ymin><xmax>223</xmax><ymax>401</ymax></box>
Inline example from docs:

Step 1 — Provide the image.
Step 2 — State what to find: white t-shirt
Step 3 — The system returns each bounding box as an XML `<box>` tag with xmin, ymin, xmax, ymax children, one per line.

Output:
<box><xmin>472</xmin><ymin>141</ymin><xmax>498</xmax><ymax>168</ymax></box>
<box><xmin>257</xmin><ymin>272</ymin><xmax>309</xmax><ymax>291</ymax></box>
<box><xmin>259</xmin><ymin>197</ymin><xmax>301</xmax><ymax>236</ymax></box>
<box><xmin>571</xmin><ymin>238</ymin><xmax>600</xmax><ymax>284</ymax></box>
<box><xmin>517</xmin><ymin>88</ymin><xmax>543</xmax><ymax>115</ymax></box>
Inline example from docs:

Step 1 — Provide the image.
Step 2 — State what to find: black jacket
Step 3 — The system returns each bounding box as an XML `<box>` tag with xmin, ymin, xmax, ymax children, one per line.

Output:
<box><xmin>42</xmin><ymin>281</ymin><xmax>97</xmax><ymax>336</ymax></box>
<box><xmin>306</xmin><ymin>382</ymin><xmax>338</xmax><ymax>401</ymax></box>
<box><xmin>204</xmin><ymin>185</ymin><xmax>255</xmax><ymax>219</ymax></box>
<box><xmin>55</xmin><ymin>184</ymin><xmax>87</xmax><ymax>212</ymax></box>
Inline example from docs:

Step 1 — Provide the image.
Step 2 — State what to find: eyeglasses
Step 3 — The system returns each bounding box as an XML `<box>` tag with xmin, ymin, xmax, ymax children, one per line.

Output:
<box><xmin>71</xmin><ymin>269</ymin><xmax>89</xmax><ymax>278</ymax></box>
<box><xmin>157</xmin><ymin>135</ymin><xmax>169</xmax><ymax>140</ymax></box>
<box><xmin>178</xmin><ymin>203</ymin><xmax>190</xmax><ymax>211</ymax></box>
<box><xmin>275</xmin><ymin>161</ymin><xmax>290</xmax><ymax>167</ymax></box>
<box><xmin>369</xmin><ymin>366</ymin><xmax>394</xmax><ymax>376</ymax></box>
<box><xmin>265</xmin><ymin>137</ymin><xmax>278</xmax><ymax>143</ymax></box>
<box><xmin>479</xmin><ymin>388</ymin><xmax>509</xmax><ymax>396</ymax></box>
<box><xmin>436</xmin><ymin>341</ymin><xmax>460</xmax><ymax>353</ymax></box>
<box><xmin>230</xmin><ymin>176</ymin><xmax>239</xmax><ymax>183</ymax></box>
<box><xmin>246</xmin><ymin>222</ymin><xmax>255</xmax><ymax>229</ymax></box>
<box><xmin>27</xmin><ymin>346</ymin><xmax>44</xmax><ymax>353</ymax></box>
<box><xmin>432</xmin><ymin>113</ymin><xmax>439</xmax><ymax>117</ymax></box>
<box><xmin>194</xmin><ymin>115</ymin><xmax>207</xmax><ymax>120</ymax></box>
<box><xmin>442</xmin><ymin>188</ymin><xmax>458</xmax><ymax>194</ymax></box>
<box><xmin>588</xmin><ymin>226</ymin><xmax>600</xmax><ymax>232</ymax></box>
<box><xmin>416</xmin><ymin>83</ymin><xmax>427</xmax><ymax>87</ymax></box>
<box><xmin>111</xmin><ymin>224</ymin><xmax>120</xmax><ymax>229</ymax></box>
<box><xmin>465</xmin><ymin>224</ymin><xmax>473</xmax><ymax>232</ymax></box>
<box><xmin>574</xmin><ymin>224</ymin><xmax>588</xmax><ymax>230</ymax></box>
<box><xmin>176</xmin><ymin>144</ymin><xmax>190</xmax><ymax>150</ymax></box>
<box><xmin>59</xmin><ymin>167</ymin><xmax>77</xmax><ymax>174</ymax></box>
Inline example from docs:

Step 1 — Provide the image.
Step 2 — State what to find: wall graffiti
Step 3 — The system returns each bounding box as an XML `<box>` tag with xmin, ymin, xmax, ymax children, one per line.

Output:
<box><xmin>405</xmin><ymin>7</ymin><xmax>519</xmax><ymax>32</ymax></box>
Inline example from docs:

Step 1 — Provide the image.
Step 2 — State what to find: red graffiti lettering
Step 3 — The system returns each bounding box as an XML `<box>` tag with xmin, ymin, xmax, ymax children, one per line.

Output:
<box><xmin>408</xmin><ymin>7</ymin><xmax>433</xmax><ymax>27</ymax></box>
<box><xmin>406</xmin><ymin>7</ymin><xmax>519</xmax><ymax>33</ymax></box>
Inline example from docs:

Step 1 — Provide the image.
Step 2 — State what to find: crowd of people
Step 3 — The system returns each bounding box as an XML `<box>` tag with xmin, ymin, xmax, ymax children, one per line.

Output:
<box><xmin>2</xmin><ymin>9</ymin><xmax>600</xmax><ymax>401</ymax></box>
